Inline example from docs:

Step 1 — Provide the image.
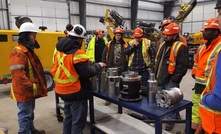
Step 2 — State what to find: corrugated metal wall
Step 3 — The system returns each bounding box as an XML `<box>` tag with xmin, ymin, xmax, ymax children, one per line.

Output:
<box><xmin>0</xmin><ymin>0</ymin><xmax>218</xmax><ymax>33</ymax></box>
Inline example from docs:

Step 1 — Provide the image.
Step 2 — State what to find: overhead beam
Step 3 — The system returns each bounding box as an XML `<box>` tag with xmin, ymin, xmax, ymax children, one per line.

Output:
<box><xmin>79</xmin><ymin>0</ymin><xmax>86</xmax><ymax>28</ymax></box>
<box><xmin>131</xmin><ymin>0</ymin><xmax>139</xmax><ymax>29</ymax></box>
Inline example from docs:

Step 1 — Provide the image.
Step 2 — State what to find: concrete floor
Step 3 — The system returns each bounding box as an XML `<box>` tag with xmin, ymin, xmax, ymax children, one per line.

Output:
<box><xmin>0</xmin><ymin>69</ymin><xmax>194</xmax><ymax>134</ymax></box>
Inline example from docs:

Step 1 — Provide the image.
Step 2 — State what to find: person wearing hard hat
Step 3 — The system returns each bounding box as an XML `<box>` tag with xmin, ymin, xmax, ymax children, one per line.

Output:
<box><xmin>101</xmin><ymin>27</ymin><xmax>128</xmax><ymax>106</ymax></box>
<box><xmin>156</xmin><ymin>19</ymin><xmax>187</xmax><ymax>51</ymax></box>
<box><xmin>155</xmin><ymin>22</ymin><xmax>189</xmax><ymax>131</ymax></box>
<box><xmin>189</xmin><ymin>18</ymin><xmax>221</xmax><ymax>134</ymax></box>
<box><xmin>50</xmin><ymin>24</ymin><xmax>106</xmax><ymax>134</ymax></box>
<box><xmin>86</xmin><ymin>29</ymin><xmax>108</xmax><ymax>63</ymax></box>
<box><xmin>102</xmin><ymin>27</ymin><xmax>128</xmax><ymax>74</ymax></box>
<box><xmin>125</xmin><ymin>27</ymin><xmax>155</xmax><ymax>87</ymax></box>
<box><xmin>8</xmin><ymin>22</ymin><xmax>48</xmax><ymax>134</ymax></box>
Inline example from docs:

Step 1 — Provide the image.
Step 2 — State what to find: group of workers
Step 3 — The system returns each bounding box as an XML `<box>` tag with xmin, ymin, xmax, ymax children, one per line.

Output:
<box><xmin>7</xmin><ymin>2</ymin><xmax>221</xmax><ymax>134</ymax></box>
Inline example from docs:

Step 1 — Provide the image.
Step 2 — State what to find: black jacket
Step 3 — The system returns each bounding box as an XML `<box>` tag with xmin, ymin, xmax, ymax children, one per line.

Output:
<box><xmin>55</xmin><ymin>37</ymin><xmax>102</xmax><ymax>101</ymax></box>
<box><xmin>155</xmin><ymin>39</ymin><xmax>189</xmax><ymax>86</ymax></box>
<box><xmin>101</xmin><ymin>39</ymin><xmax>128</xmax><ymax>71</ymax></box>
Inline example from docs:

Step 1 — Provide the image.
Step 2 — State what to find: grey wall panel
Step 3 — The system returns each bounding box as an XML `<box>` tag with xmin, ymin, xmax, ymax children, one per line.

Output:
<box><xmin>138</xmin><ymin>1</ymin><xmax>163</xmax><ymax>11</ymax></box>
<box><xmin>172</xmin><ymin>0</ymin><xmax>219</xmax><ymax>33</ymax></box>
<box><xmin>8</xmin><ymin>0</ymin><xmax>68</xmax><ymax>31</ymax></box>
<box><xmin>71</xmin><ymin>15</ymin><xmax>80</xmax><ymax>26</ymax></box>
<box><xmin>70</xmin><ymin>1</ymin><xmax>79</xmax><ymax>14</ymax></box>
<box><xmin>137</xmin><ymin>10</ymin><xmax>163</xmax><ymax>21</ymax></box>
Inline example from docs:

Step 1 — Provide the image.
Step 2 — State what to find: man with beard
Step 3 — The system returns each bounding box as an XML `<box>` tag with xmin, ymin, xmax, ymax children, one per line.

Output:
<box><xmin>155</xmin><ymin>22</ymin><xmax>189</xmax><ymax>131</ymax></box>
<box><xmin>8</xmin><ymin>22</ymin><xmax>47</xmax><ymax>134</ymax></box>
<box><xmin>191</xmin><ymin>18</ymin><xmax>221</xmax><ymax>134</ymax></box>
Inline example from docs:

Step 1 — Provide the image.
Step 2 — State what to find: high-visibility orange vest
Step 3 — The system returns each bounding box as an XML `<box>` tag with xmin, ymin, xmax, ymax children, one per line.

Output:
<box><xmin>156</xmin><ymin>41</ymin><xmax>184</xmax><ymax>74</ymax></box>
<box><xmin>128</xmin><ymin>38</ymin><xmax>151</xmax><ymax>67</ymax></box>
<box><xmin>199</xmin><ymin>54</ymin><xmax>221</xmax><ymax>134</ymax></box>
<box><xmin>192</xmin><ymin>37</ymin><xmax>221</xmax><ymax>85</ymax></box>
<box><xmin>50</xmin><ymin>49</ymin><xmax>89</xmax><ymax>95</ymax></box>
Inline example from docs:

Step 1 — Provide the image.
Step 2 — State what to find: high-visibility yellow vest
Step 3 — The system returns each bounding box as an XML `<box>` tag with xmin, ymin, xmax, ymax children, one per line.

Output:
<box><xmin>128</xmin><ymin>38</ymin><xmax>151</xmax><ymax>67</ymax></box>
<box><xmin>86</xmin><ymin>36</ymin><xmax>108</xmax><ymax>62</ymax></box>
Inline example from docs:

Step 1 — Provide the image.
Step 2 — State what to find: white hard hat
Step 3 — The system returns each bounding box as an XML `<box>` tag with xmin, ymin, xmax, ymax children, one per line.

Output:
<box><xmin>19</xmin><ymin>22</ymin><xmax>38</xmax><ymax>33</ymax></box>
<box><xmin>68</xmin><ymin>24</ymin><xmax>86</xmax><ymax>38</ymax></box>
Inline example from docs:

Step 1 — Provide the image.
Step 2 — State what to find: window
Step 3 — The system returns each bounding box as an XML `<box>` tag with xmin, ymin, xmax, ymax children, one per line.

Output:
<box><xmin>0</xmin><ymin>35</ymin><xmax>7</xmax><ymax>42</ymax></box>
<box><xmin>12</xmin><ymin>35</ymin><xmax>19</xmax><ymax>42</ymax></box>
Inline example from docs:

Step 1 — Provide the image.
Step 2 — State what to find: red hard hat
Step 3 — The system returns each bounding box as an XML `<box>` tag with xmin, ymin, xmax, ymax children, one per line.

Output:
<box><xmin>114</xmin><ymin>27</ymin><xmax>123</xmax><ymax>34</ymax></box>
<box><xmin>133</xmin><ymin>27</ymin><xmax>143</xmax><ymax>37</ymax></box>
<box><xmin>203</xmin><ymin>18</ymin><xmax>220</xmax><ymax>29</ymax></box>
<box><xmin>95</xmin><ymin>29</ymin><xmax>103</xmax><ymax>35</ymax></box>
<box><xmin>162</xmin><ymin>23</ymin><xmax>180</xmax><ymax>35</ymax></box>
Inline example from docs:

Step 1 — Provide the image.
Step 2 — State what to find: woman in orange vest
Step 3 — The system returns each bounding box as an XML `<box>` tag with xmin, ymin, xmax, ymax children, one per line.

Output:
<box><xmin>155</xmin><ymin>22</ymin><xmax>189</xmax><ymax>131</ymax></box>
<box><xmin>8</xmin><ymin>22</ymin><xmax>47</xmax><ymax>134</ymax></box>
<box><xmin>51</xmin><ymin>24</ymin><xmax>106</xmax><ymax>134</ymax></box>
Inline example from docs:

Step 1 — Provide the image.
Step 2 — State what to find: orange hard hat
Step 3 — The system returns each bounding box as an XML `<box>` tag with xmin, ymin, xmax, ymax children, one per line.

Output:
<box><xmin>161</xmin><ymin>19</ymin><xmax>173</xmax><ymax>28</ymax></box>
<box><xmin>114</xmin><ymin>27</ymin><xmax>123</xmax><ymax>34</ymax></box>
<box><xmin>203</xmin><ymin>18</ymin><xmax>220</xmax><ymax>29</ymax></box>
<box><xmin>133</xmin><ymin>27</ymin><xmax>143</xmax><ymax>37</ymax></box>
<box><xmin>162</xmin><ymin>23</ymin><xmax>180</xmax><ymax>35</ymax></box>
<box><xmin>95</xmin><ymin>29</ymin><xmax>103</xmax><ymax>35</ymax></box>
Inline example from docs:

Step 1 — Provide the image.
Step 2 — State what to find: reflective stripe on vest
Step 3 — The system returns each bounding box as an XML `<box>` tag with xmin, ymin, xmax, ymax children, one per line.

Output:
<box><xmin>128</xmin><ymin>39</ymin><xmax>151</xmax><ymax>66</ymax></box>
<box><xmin>168</xmin><ymin>41</ymin><xmax>183</xmax><ymax>74</ymax></box>
<box><xmin>53</xmin><ymin>51</ymin><xmax>78</xmax><ymax>84</ymax></box>
<box><xmin>192</xmin><ymin>45</ymin><xmax>204</xmax><ymax>70</ymax></box>
<box><xmin>155</xmin><ymin>41</ymin><xmax>164</xmax><ymax>63</ymax></box>
<box><xmin>10</xmin><ymin>46</ymin><xmax>37</xmax><ymax>100</ymax></box>
<box><xmin>199</xmin><ymin>103</ymin><xmax>221</xmax><ymax>114</ymax></box>
<box><xmin>200</xmin><ymin>54</ymin><xmax>221</xmax><ymax>114</ymax></box>
<box><xmin>195</xmin><ymin>42</ymin><xmax>221</xmax><ymax>85</ymax></box>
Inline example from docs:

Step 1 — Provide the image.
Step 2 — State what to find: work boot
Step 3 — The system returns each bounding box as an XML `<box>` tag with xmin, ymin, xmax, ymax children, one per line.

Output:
<box><xmin>165</xmin><ymin>123</ymin><xmax>175</xmax><ymax>131</ymax></box>
<box><xmin>104</xmin><ymin>101</ymin><xmax>111</xmax><ymax>106</ymax></box>
<box><xmin>31</xmin><ymin>129</ymin><xmax>46</xmax><ymax>134</ymax></box>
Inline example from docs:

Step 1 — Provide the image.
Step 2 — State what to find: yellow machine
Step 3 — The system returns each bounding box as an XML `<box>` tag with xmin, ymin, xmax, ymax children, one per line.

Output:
<box><xmin>175</xmin><ymin>0</ymin><xmax>203</xmax><ymax>47</ymax></box>
<box><xmin>0</xmin><ymin>29</ymin><xmax>66</xmax><ymax>90</ymax></box>
<box><xmin>99</xmin><ymin>9</ymin><xmax>160</xmax><ymax>43</ymax></box>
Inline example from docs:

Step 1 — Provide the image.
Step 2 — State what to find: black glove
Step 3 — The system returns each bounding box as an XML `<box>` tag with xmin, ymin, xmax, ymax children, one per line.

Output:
<box><xmin>193</xmin><ymin>83</ymin><xmax>205</xmax><ymax>94</ymax></box>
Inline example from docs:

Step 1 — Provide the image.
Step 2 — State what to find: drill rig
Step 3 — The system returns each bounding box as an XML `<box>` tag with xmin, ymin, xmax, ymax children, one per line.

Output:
<box><xmin>175</xmin><ymin>0</ymin><xmax>203</xmax><ymax>47</ymax></box>
<box><xmin>99</xmin><ymin>9</ymin><xmax>160</xmax><ymax>43</ymax></box>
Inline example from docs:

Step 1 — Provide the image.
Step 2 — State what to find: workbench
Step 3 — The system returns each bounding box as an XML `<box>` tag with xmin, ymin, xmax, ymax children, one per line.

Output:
<box><xmin>89</xmin><ymin>91</ymin><xmax>192</xmax><ymax>134</ymax></box>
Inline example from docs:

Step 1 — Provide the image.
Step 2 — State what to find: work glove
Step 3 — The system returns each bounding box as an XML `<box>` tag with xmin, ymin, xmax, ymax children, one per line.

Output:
<box><xmin>193</xmin><ymin>83</ymin><xmax>205</xmax><ymax>94</ymax></box>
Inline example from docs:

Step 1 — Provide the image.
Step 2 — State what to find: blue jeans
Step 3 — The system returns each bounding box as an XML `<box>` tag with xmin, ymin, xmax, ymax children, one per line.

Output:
<box><xmin>139</xmin><ymin>70</ymin><xmax>149</xmax><ymax>87</ymax></box>
<box><xmin>63</xmin><ymin>100</ymin><xmax>88</xmax><ymax>134</ymax></box>
<box><xmin>17</xmin><ymin>101</ymin><xmax>36</xmax><ymax>134</ymax></box>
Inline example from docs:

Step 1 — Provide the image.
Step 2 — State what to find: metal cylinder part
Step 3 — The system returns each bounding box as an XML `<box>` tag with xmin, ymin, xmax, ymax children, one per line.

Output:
<box><xmin>148</xmin><ymin>73</ymin><xmax>157</xmax><ymax>103</ymax></box>
<box><xmin>119</xmin><ymin>71</ymin><xmax>142</xmax><ymax>101</ymax></box>
<box><xmin>156</xmin><ymin>87</ymin><xmax>184</xmax><ymax>108</ymax></box>
<box><xmin>107</xmin><ymin>68</ymin><xmax>118</xmax><ymax>76</ymax></box>
<box><xmin>100</xmin><ymin>69</ymin><xmax>107</xmax><ymax>93</ymax></box>
<box><xmin>107</xmin><ymin>76</ymin><xmax>119</xmax><ymax>97</ymax></box>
